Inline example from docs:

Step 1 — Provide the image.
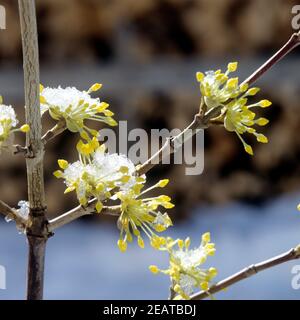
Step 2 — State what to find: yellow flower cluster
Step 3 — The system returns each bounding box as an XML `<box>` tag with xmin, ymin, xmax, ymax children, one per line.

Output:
<box><xmin>54</xmin><ymin>137</ymin><xmax>136</xmax><ymax>212</ymax></box>
<box><xmin>116</xmin><ymin>179</ymin><xmax>174</xmax><ymax>252</ymax></box>
<box><xmin>196</xmin><ymin>62</ymin><xmax>272</xmax><ymax>155</ymax></box>
<box><xmin>40</xmin><ymin>83</ymin><xmax>117</xmax><ymax>141</ymax></box>
<box><xmin>0</xmin><ymin>95</ymin><xmax>29</xmax><ymax>150</ymax></box>
<box><xmin>149</xmin><ymin>233</ymin><xmax>217</xmax><ymax>300</ymax></box>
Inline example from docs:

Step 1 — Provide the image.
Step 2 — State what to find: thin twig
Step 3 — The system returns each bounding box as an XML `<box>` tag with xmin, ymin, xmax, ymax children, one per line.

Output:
<box><xmin>41</xmin><ymin>121</ymin><xmax>66</xmax><ymax>145</ymax></box>
<box><xmin>191</xmin><ymin>245</ymin><xmax>300</xmax><ymax>300</ymax></box>
<box><xmin>137</xmin><ymin>106</ymin><xmax>221</xmax><ymax>175</ymax></box>
<box><xmin>139</xmin><ymin>32</ymin><xmax>300</xmax><ymax>176</ymax></box>
<box><xmin>242</xmin><ymin>31</ymin><xmax>300</xmax><ymax>86</ymax></box>
<box><xmin>14</xmin><ymin>122</ymin><xmax>66</xmax><ymax>156</ymax></box>
<box><xmin>169</xmin><ymin>280</ymin><xmax>176</xmax><ymax>300</ymax></box>
<box><xmin>19</xmin><ymin>0</ymin><xmax>48</xmax><ymax>300</ymax></box>
<box><xmin>48</xmin><ymin>203</ymin><xmax>121</xmax><ymax>232</ymax></box>
<box><xmin>49</xmin><ymin>32</ymin><xmax>300</xmax><ymax>229</ymax></box>
<box><xmin>0</xmin><ymin>199</ymin><xmax>27</xmax><ymax>230</ymax></box>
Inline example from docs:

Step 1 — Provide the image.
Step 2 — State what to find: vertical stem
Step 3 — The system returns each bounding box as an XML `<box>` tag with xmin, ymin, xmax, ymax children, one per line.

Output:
<box><xmin>27</xmin><ymin>237</ymin><xmax>47</xmax><ymax>299</ymax></box>
<box><xmin>18</xmin><ymin>0</ymin><xmax>48</xmax><ymax>300</ymax></box>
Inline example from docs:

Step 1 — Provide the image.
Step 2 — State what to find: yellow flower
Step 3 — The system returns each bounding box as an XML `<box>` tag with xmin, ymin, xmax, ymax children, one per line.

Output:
<box><xmin>40</xmin><ymin>85</ymin><xmax>117</xmax><ymax>140</ymax></box>
<box><xmin>224</xmin><ymin>97</ymin><xmax>270</xmax><ymax>155</ymax></box>
<box><xmin>116</xmin><ymin>180</ymin><xmax>174</xmax><ymax>252</ymax></box>
<box><xmin>196</xmin><ymin>62</ymin><xmax>271</xmax><ymax>155</ymax></box>
<box><xmin>149</xmin><ymin>234</ymin><xmax>217</xmax><ymax>300</ymax></box>
<box><xmin>54</xmin><ymin>141</ymin><xmax>137</xmax><ymax>210</ymax></box>
<box><xmin>0</xmin><ymin>98</ymin><xmax>30</xmax><ymax>150</ymax></box>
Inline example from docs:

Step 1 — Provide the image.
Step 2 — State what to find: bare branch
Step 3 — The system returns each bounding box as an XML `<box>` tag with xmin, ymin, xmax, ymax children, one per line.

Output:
<box><xmin>14</xmin><ymin>121</ymin><xmax>66</xmax><ymax>156</ymax></box>
<box><xmin>137</xmin><ymin>106</ymin><xmax>222</xmax><ymax>175</ymax></box>
<box><xmin>41</xmin><ymin>120</ymin><xmax>66</xmax><ymax>145</ymax></box>
<box><xmin>48</xmin><ymin>32</ymin><xmax>300</xmax><ymax>229</ymax></box>
<box><xmin>191</xmin><ymin>245</ymin><xmax>300</xmax><ymax>300</ymax></box>
<box><xmin>242</xmin><ymin>31</ymin><xmax>300</xmax><ymax>86</ymax></box>
<box><xmin>139</xmin><ymin>32</ymin><xmax>300</xmax><ymax>175</ymax></box>
<box><xmin>18</xmin><ymin>0</ymin><xmax>48</xmax><ymax>300</ymax></box>
<box><xmin>48</xmin><ymin>203</ymin><xmax>121</xmax><ymax>232</ymax></box>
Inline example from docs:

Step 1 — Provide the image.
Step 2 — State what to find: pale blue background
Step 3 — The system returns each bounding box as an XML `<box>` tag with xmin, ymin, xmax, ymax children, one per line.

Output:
<box><xmin>1</xmin><ymin>192</ymin><xmax>300</xmax><ymax>299</ymax></box>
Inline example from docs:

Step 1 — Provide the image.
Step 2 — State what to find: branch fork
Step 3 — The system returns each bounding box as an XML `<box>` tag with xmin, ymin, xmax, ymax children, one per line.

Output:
<box><xmin>4</xmin><ymin>2</ymin><xmax>300</xmax><ymax>300</ymax></box>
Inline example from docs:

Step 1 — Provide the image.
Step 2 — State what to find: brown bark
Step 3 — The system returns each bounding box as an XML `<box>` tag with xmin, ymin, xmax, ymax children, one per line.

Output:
<box><xmin>18</xmin><ymin>0</ymin><xmax>48</xmax><ymax>300</ymax></box>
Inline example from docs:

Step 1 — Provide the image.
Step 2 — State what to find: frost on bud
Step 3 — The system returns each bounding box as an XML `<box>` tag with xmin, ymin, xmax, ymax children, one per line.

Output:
<box><xmin>39</xmin><ymin>85</ymin><xmax>117</xmax><ymax>139</ymax></box>
<box><xmin>196</xmin><ymin>62</ymin><xmax>271</xmax><ymax>155</ymax></box>
<box><xmin>150</xmin><ymin>234</ymin><xmax>217</xmax><ymax>300</ymax></box>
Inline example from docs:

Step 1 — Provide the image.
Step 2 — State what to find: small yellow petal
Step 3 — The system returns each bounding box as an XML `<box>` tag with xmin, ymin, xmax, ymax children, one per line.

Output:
<box><xmin>256</xmin><ymin>118</ymin><xmax>269</xmax><ymax>126</ymax></box>
<box><xmin>88</xmin><ymin>83</ymin><xmax>102</xmax><ymax>92</ymax></box>
<box><xmin>196</xmin><ymin>72</ymin><xmax>204</xmax><ymax>82</ymax></box>
<box><xmin>80</xmin><ymin>130</ymin><xmax>89</xmax><ymax>140</ymax></box>
<box><xmin>149</xmin><ymin>265</ymin><xmax>159</xmax><ymax>274</ymax></box>
<box><xmin>96</xmin><ymin>183</ymin><xmax>104</xmax><ymax>192</ymax></box>
<box><xmin>209</xmin><ymin>267</ymin><xmax>218</xmax><ymax>277</ymax></box>
<box><xmin>246</xmin><ymin>87</ymin><xmax>260</xmax><ymax>96</ymax></box>
<box><xmin>121</xmin><ymin>175</ymin><xmax>130</xmax><ymax>183</ymax></box>
<box><xmin>259</xmin><ymin>99</ymin><xmax>272</xmax><ymax>108</ymax></box>
<box><xmin>244</xmin><ymin>144</ymin><xmax>254</xmax><ymax>155</ymax></box>
<box><xmin>200</xmin><ymin>281</ymin><xmax>209</xmax><ymax>291</ymax></box>
<box><xmin>103</xmin><ymin>110</ymin><xmax>114</xmax><ymax>117</ymax></box>
<box><xmin>202</xmin><ymin>232</ymin><xmax>211</xmax><ymax>243</ymax></box>
<box><xmin>256</xmin><ymin>134</ymin><xmax>268</xmax><ymax>143</ymax></box>
<box><xmin>40</xmin><ymin>96</ymin><xmax>46</xmax><ymax>104</ymax></box>
<box><xmin>158</xmin><ymin>179</ymin><xmax>169</xmax><ymax>188</ymax></box>
<box><xmin>95</xmin><ymin>201</ymin><xmax>103</xmax><ymax>213</ymax></box>
<box><xmin>64</xmin><ymin>186</ymin><xmax>75</xmax><ymax>194</ymax></box>
<box><xmin>227</xmin><ymin>77</ymin><xmax>238</xmax><ymax>89</ymax></box>
<box><xmin>20</xmin><ymin>124</ymin><xmax>30</xmax><ymax>133</ymax></box>
<box><xmin>137</xmin><ymin>236</ymin><xmax>145</xmax><ymax>249</ymax></box>
<box><xmin>178</xmin><ymin>239</ymin><xmax>184</xmax><ymax>249</ymax></box>
<box><xmin>227</xmin><ymin>62</ymin><xmax>238</xmax><ymax>72</ymax></box>
<box><xmin>53</xmin><ymin>170</ymin><xmax>63</xmax><ymax>178</ymax></box>
<box><xmin>185</xmin><ymin>237</ymin><xmax>191</xmax><ymax>248</ymax></box>
<box><xmin>239</xmin><ymin>83</ymin><xmax>249</xmax><ymax>92</ymax></box>
<box><xmin>107</xmin><ymin>117</ymin><xmax>118</xmax><ymax>126</ymax></box>
<box><xmin>97</xmin><ymin>102</ymin><xmax>109</xmax><ymax>112</ymax></box>
<box><xmin>58</xmin><ymin>159</ymin><xmax>69</xmax><ymax>169</ymax></box>
<box><xmin>119</xmin><ymin>166</ymin><xmax>128</xmax><ymax>174</ymax></box>
<box><xmin>118</xmin><ymin>239</ymin><xmax>127</xmax><ymax>253</ymax></box>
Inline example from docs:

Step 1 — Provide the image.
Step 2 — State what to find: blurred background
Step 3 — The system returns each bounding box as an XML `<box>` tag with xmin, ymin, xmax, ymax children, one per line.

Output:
<box><xmin>0</xmin><ymin>0</ymin><xmax>300</xmax><ymax>299</ymax></box>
